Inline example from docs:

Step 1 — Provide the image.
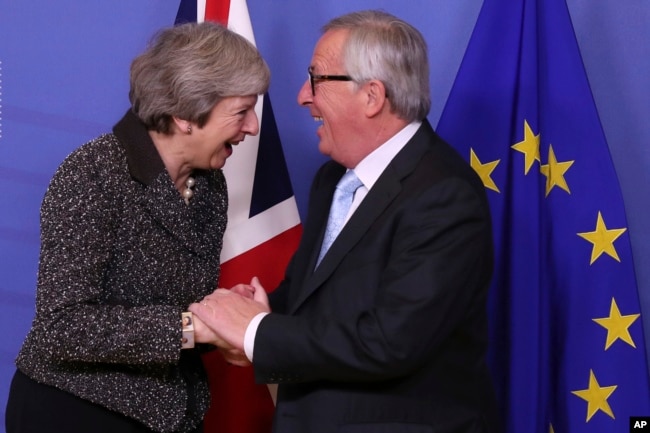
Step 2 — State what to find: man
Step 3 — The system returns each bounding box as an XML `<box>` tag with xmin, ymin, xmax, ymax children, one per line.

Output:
<box><xmin>191</xmin><ymin>10</ymin><xmax>500</xmax><ymax>433</ymax></box>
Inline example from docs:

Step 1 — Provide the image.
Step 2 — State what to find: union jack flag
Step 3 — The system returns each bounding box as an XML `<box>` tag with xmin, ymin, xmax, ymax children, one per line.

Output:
<box><xmin>176</xmin><ymin>1</ymin><xmax>302</xmax><ymax>431</ymax></box>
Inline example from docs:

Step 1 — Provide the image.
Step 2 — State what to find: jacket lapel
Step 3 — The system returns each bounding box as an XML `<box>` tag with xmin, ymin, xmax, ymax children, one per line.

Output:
<box><xmin>290</xmin><ymin>121</ymin><xmax>435</xmax><ymax>313</ymax></box>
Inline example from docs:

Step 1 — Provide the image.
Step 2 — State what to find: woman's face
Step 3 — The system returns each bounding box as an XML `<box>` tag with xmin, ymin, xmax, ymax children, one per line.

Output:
<box><xmin>190</xmin><ymin>95</ymin><xmax>259</xmax><ymax>170</ymax></box>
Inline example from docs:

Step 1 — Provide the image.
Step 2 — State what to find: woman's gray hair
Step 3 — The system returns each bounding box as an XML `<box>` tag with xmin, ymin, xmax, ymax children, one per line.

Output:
<box><xmin>130</xmin><ymin>21</ymin><xmax>270</xmax><ymax>134</ymax></box>
<box><xmin>324</xmin><ymin>10</ymin><xmax>430</xmax><ymax>123</ymax></box>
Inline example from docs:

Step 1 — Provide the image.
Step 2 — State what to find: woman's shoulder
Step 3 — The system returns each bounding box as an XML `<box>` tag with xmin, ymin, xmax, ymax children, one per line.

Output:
<box><xmin>48</xmin><ymin>133</ymin><xmax>129</xmax><ymax>193</ymax></box>
<box><xmin>65</xmin><ymin>133</ymin><xmax>123</xmax><ymax>161</ymax></box>
<box><xmin>57</xmin><ymin>133</ymin><xmax>125</xmax><ymax>171</ymax></box>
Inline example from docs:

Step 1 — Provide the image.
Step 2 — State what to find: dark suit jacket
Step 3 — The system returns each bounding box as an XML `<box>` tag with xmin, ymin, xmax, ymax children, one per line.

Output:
<box><xmin>254</xmin><ymin>120</ymin><xmax>500</xmax><ymax>433</ymax></box>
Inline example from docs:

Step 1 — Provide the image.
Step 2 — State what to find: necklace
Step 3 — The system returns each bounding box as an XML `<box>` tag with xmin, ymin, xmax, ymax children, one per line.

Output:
<box><xmin>183</xmin><ymin>176</ymin><xmax>196</xmax><ymax>205</ymax></box>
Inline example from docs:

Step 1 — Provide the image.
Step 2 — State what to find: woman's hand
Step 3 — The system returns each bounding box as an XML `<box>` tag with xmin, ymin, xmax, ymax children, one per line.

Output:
<box><xmin>189</xmin><ymin>276</ymin><xmax>269</xmax><ymax>354</ymax></box>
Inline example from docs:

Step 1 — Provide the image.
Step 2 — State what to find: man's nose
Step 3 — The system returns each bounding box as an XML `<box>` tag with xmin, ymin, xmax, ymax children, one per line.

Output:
<box><xmin>297</xmin><ymin>79</ymin><xmax>313</xmax><ymax>106</ymax></box>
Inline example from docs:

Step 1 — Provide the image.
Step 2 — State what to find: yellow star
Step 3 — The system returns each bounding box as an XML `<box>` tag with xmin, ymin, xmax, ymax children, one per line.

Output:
<box><xmin>549</xmin><ymin>423</ymin><xmax>555</xmax><ymax>433</ymax></box>
<box><xmin>577</xmin><ymin>211</ymin><xmax>627</xmax><ymax>264</ymax></box>
<box><xmin>593</xmin><ymin>298</ymin><xmax>640</xmax><ymax>349</ymax></box>
<box><xmin>539</xmin><ymin>145</ymin><xmax>574</xmax><ymax>196</ymax></box>
<box><xmin>511</xmin><ymin>120</ymin><xmax>541</xmax><ymax>174</ymax></box>
<box><xmin>470</xmin><ymin>148</ymin><xmax>500</xmax><ymax>192</ymax></box>
<box><xmin>572</xmin><ymin>369</ymin><xmax>617</xmax><ymax>421</ymax></box>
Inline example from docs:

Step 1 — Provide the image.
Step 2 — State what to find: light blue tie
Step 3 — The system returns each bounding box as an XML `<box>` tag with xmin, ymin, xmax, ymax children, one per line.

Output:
<box><xmin>316</xmin><ymin>170</ymin><xmax>363</xmax><ymax>266</ymax></box>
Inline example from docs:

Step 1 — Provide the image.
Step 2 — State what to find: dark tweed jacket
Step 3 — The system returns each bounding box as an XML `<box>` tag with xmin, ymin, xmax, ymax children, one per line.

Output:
<box><xmin>15</xmin><ymin>110</ymin><xmax>227</xmax><ymax>432</ymax></box>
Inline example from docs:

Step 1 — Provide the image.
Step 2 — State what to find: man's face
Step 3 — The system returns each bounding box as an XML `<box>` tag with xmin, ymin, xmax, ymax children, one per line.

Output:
<box><xmin>297</xmin><ymin>29</ymin><xmax>366</xmax><ymax>168</ymax></box>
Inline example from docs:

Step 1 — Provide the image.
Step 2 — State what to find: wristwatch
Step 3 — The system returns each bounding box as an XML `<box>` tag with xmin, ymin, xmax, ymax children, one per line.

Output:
<box><xmin>181</xmin><ymin>311</ymin><xmax>194</xmax><ymax>349</ymax></box>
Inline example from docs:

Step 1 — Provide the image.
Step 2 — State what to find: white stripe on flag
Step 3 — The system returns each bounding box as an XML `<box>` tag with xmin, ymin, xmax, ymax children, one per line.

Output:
<box><xmin>197</xmin><ymin>0</ymin><xmax>206</xmax><ymax>22</ymax></box>
<box><xmin>227</xmin><ymin>0</ymin><xmax>255</xmax><ymax>45</ymax></box>
<box><xmin>220</xmin><ymin>196</ymin><xmax>301</xmax><ymax>262</ymax></box>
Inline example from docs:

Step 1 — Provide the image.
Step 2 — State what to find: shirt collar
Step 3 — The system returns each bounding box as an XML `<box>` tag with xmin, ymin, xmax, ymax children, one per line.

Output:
<box><xmin>353</xmin><ymin>121</ymin><xmax>422</xmax><ymax>190</ymax></box>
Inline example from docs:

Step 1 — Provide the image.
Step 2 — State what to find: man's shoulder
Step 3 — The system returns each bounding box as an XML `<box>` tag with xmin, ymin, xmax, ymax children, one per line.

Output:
<box><xmin>313</xmin><ymin>160</ymin><xmax>346</xmax><ymax>184</ymax></box>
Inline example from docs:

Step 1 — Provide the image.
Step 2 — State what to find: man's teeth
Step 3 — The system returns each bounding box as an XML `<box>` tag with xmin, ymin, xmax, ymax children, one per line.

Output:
<box><xmin>313</xmin><ymin>116</ymin><xmax>323</xmax><ymax>122</ymax></box>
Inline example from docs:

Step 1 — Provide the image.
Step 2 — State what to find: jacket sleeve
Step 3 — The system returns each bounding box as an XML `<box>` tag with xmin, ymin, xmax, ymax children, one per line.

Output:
<box><xmin>33</xmin><ymin>144</ymin><xmax>184</xmax><ymax>365</ymax></box>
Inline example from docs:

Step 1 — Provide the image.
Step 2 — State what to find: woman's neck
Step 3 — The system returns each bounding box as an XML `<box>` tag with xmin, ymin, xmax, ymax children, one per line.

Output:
<box><xmin>149</xmin><ymin>130</ymin><xmax>193</xmax><ymax>194</ymax></box>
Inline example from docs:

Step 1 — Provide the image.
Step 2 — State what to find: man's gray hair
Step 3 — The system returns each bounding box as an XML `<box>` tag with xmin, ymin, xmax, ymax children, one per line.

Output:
<box><xmin>324</xmin><ymin>10</ymin><xmax>431</xmax><ymax>123</ymax></box>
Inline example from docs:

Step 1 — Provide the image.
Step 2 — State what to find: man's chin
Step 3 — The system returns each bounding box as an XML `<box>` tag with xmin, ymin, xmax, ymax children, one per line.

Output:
<box><xmin>317</xmin><ymin>142</ymin><xmax>331</xmax><ymax>157</ymax></box>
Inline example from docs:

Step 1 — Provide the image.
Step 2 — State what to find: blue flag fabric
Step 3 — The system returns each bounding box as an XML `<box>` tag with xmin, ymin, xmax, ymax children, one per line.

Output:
<box><xmin>175</xmin><ymin>0</ymin><xmax>197</xmax><ymax>24</ymax></box>
<box><xmin>436</xmin><ymin>0</ymin><xmax>650</xmax><ymax>432</ymax></box>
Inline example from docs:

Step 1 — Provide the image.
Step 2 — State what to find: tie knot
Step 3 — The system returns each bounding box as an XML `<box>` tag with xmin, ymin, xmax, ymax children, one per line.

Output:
<box><xmin>337</xmin><ymin>170</ymin><xmax>363</xmax><ymax>194</ymax></box>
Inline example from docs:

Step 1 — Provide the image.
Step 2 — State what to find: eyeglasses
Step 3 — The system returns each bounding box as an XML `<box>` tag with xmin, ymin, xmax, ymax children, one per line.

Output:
<box><xmin>308</xmin><ymin>66</ymin><xmax>352</xmax><ymax>96</ymax></box>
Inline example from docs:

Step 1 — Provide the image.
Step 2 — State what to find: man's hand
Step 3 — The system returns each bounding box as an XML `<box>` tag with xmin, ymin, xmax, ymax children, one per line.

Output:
<box><xmin>193</xmin><ymin>314</ymin><xmax>227</xmax><ymax>347</ymax></box>
<box><xmin>189</xmin><ymin>277</ymin><xmax>270</xmax><ymax>353</ymax></box>
<box><xmin>218</xmin><ymin>347</ymin><xmax>252</xmax><ymax>367</ymax></box>
<box><xmin>194</xmin><ymin>315</ymin><xmax>251</xmax><ymax>366</ymax></box>
<box><xmin>229</xmin><ymin>282</ymin><xmax>255</xmax><ymax>299</ymax></box>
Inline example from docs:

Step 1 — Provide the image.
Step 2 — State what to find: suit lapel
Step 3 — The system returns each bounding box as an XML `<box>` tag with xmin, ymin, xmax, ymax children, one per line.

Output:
<box><xmin>290</xmin><ymin>121</ymin><xmax>436</xmax><ymax>313</ymax></box>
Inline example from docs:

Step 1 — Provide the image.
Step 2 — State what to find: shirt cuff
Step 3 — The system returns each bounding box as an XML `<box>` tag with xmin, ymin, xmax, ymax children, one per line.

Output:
<box><xmin>244</xmin><ymin>312</ymin><xmax>269</xmax><ymax>362</ymax></box>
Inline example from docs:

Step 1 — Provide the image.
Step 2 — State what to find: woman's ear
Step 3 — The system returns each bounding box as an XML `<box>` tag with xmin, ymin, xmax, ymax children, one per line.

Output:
<box><xmin>172</xmin><ymin>116</ymin><xmax>193</xmax><ymax>134</ymax></box>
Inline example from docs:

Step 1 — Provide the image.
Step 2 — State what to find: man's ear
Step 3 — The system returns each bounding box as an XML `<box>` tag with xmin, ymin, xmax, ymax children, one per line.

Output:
<box><xmin>364</xmin><ymin>80</ymin><xmax>388</xmax><ymax>118</ymax></box>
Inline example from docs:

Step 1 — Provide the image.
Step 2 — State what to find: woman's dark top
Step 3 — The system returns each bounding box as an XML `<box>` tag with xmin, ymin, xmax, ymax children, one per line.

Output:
<box><xmin>15</xmin><ymin>110</ymin><xmax>228</xmax><ymax>433</ymax></box>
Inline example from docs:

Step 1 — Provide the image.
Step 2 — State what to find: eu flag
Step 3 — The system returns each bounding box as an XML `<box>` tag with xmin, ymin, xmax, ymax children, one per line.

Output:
<box><xmin>436</xmin><ymin>0</ymin><xmax>650</xmax><ymax>432</ymax></box>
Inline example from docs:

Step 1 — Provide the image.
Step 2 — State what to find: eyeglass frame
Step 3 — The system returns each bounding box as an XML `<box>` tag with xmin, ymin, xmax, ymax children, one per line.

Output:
<box><xmin>308</xmin><ymin>66</ymin><xmax>353</xmax><ymax>96</ymax></box>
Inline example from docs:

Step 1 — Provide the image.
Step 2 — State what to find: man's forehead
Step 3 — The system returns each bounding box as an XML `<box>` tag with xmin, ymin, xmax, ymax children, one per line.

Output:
<box><xmin>311</xmin><ymin>29</ymin><xmax>348</xmax><ymax>71</ymax></box>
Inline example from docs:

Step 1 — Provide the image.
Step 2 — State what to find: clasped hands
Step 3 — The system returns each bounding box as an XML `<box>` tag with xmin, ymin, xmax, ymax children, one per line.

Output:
<box><xmin>189</xmin><ymin>277</ymin><xmax>270</xmax><ymax>366</ymax></box>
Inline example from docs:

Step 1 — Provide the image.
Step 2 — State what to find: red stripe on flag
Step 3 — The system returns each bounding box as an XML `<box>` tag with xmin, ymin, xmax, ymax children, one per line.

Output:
<box><xmin>203</xmin><ymin>225</ymin><xmax>302</xmax><ymax>432</ymax></box>
<box><xmin>205</xmin><ymin>0</ymin><xmax>230</xmax><ymax>25</ymax></box>
<box><xmin>201</xmin><ymin>354</ymin><xmax>274</xmax><ymax>433</ymax></box>
<box><xmin>218</xmin><ymin>224</ymin><xmax>302</xmax><ymax>290</ymax></box>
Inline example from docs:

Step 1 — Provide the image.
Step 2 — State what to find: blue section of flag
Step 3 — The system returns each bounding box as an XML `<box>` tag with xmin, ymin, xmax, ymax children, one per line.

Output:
<box><xmin>174</xmin><ymin>0</ymin><xmax>197</xmax><ymax>24</ymax></box>
<box><xmin>436</xmin><ymin>0</ymin><xmax>650</xmax><ymax>432</ymax></box>
<box><xmin>250</xmin><ymin>95</ymin><xmax>294</xmax><ymax>218</ymax></box>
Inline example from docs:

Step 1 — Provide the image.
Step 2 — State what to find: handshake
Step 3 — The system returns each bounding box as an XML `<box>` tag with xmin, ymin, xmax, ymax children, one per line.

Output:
<box><xmin>188</xmin><ymin>277</ymin><xmax>270</xmax><ymax>366</ymax></box>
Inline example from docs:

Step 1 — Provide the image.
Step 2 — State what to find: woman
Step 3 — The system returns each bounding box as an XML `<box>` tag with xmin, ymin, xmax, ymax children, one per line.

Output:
<box><xmin>5</xmin><ymin>21</ymin><xmax>269</xmax><ymax>433</ymax></box>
